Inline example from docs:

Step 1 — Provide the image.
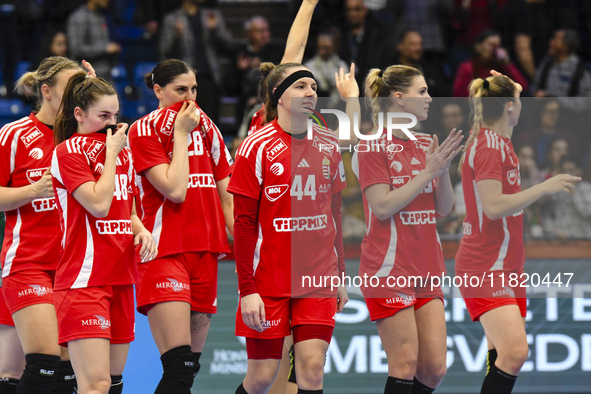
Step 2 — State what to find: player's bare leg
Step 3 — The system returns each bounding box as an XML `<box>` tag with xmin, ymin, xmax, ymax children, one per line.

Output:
<box><xmin>242</xmin><ymin>359</ymin><xmax>282</xmax><ymax>394</ymax></box>
<box><xmin>376</xmin><ymin>307</ymin><xmax>419</xmax><ymax>380</ymax></box>
<box><xmin>0</xmin><ymin>324</ymin><xmax>25</xmax><ymax>391</ymax></box>
<box><xmin>189</xmin><ymin>311</ymin><xmax>211</xmax><ymax>382</ymax></box>
<box><xmin>293</xmin><ymin>338</ymin><xmax>329</xmax><ymax>391</ymax></box>
<box><xmin>147</xmin><ymin>302</ymin><xmax>191</xmax><ymax>355</ymax></box>
<box><xmin>107</xmin><ymin>343</ymin><xmax>130</xmax><ymax>394</ymax></box>
<box><xmin>414</xmin><ymin>299</ymin><xmax>447</xmax><ymax>389</ymax></box>
<box><xmin>147</xmin><ymin>301</ymin><xmax>194</xmax><ymax>394</ymax></box>
<box><xmin>268</xmin><ymin>336</ymin><xmax>294</xmax><ymax>394</ymax></box>
<box><xmin>68</xmin><ymin>338</ymin><xmax>111</xmax><ymax>394</ymax></box>
<box><xmin>12</xmin><ymin>304</ymin><xmax>60</xmax><ymax>357</ymax></box>
<box><xmin>478</xmin><ymin>305</ymin><xmax>528</xmax><ymax>393</ymax></box>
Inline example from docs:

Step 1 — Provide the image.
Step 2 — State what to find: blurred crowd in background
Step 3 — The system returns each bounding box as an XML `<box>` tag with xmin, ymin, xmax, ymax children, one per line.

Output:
<box><xmin>0</xmin><ymin>0</ymin><xmax>590</xmax><ymax>240</ymax></box>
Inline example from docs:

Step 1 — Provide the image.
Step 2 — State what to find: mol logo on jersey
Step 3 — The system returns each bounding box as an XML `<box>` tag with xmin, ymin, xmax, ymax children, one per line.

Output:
<box><xmin>26</xmin><ymin>168</ymin><xmax>47</xmax><ymax>184</ymax></box>
<box><xmin>391</xmin><ymin>176</ymin><xmax>411</xmax><ymax>188</ymax></box>
<box><xmin>21</xmin><ymin>127</ymin><xmax>43</xmax><ymax>148</ymax></box>
<box><xmin>81</xmin><ymin>315</ymin><xmax>111</xmax><ymax>330</ymax></box>
<box><xmin>273</xmin><ymin>215</ymin><xmax>327</xmax><ymax>232</ymax></box>
<box><xmin>96</xmin><ymin>220</ymin><xmax>133</xmax><ymax>235</ymax></box>
<box><xmin>188</xmin><ymin>174</ymin><xmax>216</xmax><ymax>188</ymax></box>
<box><xmin>265</xmin><ymin>184</ymin><xmax>289</xmax><ymax>201</ymax></box>
<box><xmin>161</xmin><ymin>109</ymin><xmax>177</xmax><ymax>136</ymax></box>
<box><xmin>507</xmin><ymin>169</ymin><xmax>520</xmax><ymax>185</ymax></box>
<box><xmin>32</xmin><ymin>198</ymin><xmax>56</xmax><ymax>212</ymax></box>
<box><xmin>399</xmin><ymin>210</ymin><xmax>436</xmax><ymax>225</ymax></box>
<box><xmin>87</xmin><ymin>140</ymin><xmax>105</xmax><ymax>163</ymax></box>
<box><xmin>18</xmin><ymin>284</ymin><xmax>53</xmax><ymax>298</ymax></box>
<box><xmin>266</xmin><ymin>139</ymin><xmax>287</xmax><ymax>162</ymax></box>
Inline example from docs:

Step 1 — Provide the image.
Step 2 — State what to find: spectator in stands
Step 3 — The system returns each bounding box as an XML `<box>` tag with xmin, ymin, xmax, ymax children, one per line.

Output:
<box><xmin>452</xmin><ymin>0</ymin><xmax>507</xmax><ymax>51</ymax></box>
<box><xmin>516</xmin><ymin>99</ymin><xmax>578</xmax><ymax>166</ymax></box>
<box><xmin>532</xmin><ymin>29</ymin><xmax>591</xmax><ymax>99</ymax></box>
<box><xmin>159</xmin><ymin>0</ymin><xmax>235</xmax><ymax>123</ymax></box>
<box><xmin>517</xmin><ymin>144</ymin><xmax>545</xmax><ymax>237</ymax></box>
<box><xmin>396</xmin><ymin>0</ymin><xmax>455</xmax><ymax>65</ymax></box>
<box><xmin>543</xmin><ymin>137</ymin><xmax>570</xmax><ymax>177</ymax></box>
<box><xmin>67</xmin><ymin>0</ymin><xmax>121</xmax><ymax>80</ymax></box>
<box><xmin>542</xmin><ymin>155</ymin><xmax>591</xmax><ymax>239</ymax></box>
<box><xmin>304</xmin><ymin>31</ymin><xmax>348</xmax><ymax>105</ymax></box>
<box><xmin>33</xmin><ymin>29</ymin><xmax>69</xmax><ymax>70</ymax></box>
<box><xmin>339</xmin><ymin>0</ymin><xmax>391</xmax><ymax>90</ymax></box>
<box><xmin>233</xmin><ymin>16</ymin><xmax>283</xmax><ymax>122</ymax></box>
<box><xmin>452</xmin><ymin>29</ymin><xmax>528</xmax><ymax>97</ymax></box>
<box><xmin>389</xmin><ymin>29</ymin><xmax>449</xmax><ymax>97</ymax></box>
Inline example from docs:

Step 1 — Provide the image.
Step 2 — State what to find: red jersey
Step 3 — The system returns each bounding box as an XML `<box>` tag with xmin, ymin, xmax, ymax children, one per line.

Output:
<box><xmin>128</xmin><ymin>101</ymin><xmax>233</xmax><ymax>258</ymax></box>
<box><xmin>228</xmin><ymin>120</ymin><xmax>346</xmax><ymax>297</ymax></box>
<box><xmin>247</xmin><ymin>106</ymin><xmax>265</xmax><ymax>136</ymax></box>
<box><xmin>456</xmin><ymin>129</ymin><xmax>524</xmax><ymax>272</ymax></box>
<box><xmin>354</xmin><ymin>131</ymin><xmax>445</xmax><ymax>282</ymax></box>
<box><xmin>0</xmin><ymin>114</ymin><xmax>60</xmax><ymax>278</ymax></box>
<box><xmin>51</xmin><ymin>133</ymin><xmax>138</xmax><ymax>290</ymax></box>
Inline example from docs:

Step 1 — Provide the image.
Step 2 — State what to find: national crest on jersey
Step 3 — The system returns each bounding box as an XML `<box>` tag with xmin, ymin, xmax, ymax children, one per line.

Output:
<box><xmin>354</xmin><ymin>130</ymin><xmax>444</xmax><ymax>295</ymax></box>
<box><xmin>228</xmin><ymin>120</ymin><xmax>346</xmax><ymax>297</ymax></box>
<box><xmin>128</xmin><ymin>101</ymin><xmax>234</xmax><ymax>258</ymax></box>
<box><xmin>0</xmin><ymin>114</ymin><xmax>61</xmax><ymax>278</ymax></box>
<box><xmin>456</xmin><ymin>129</ymin><xmax>524</xmax><ymax>273</ymax></box>
<box><xmin>51</xmin><ymin>133</ymin><xmax>138</xmax><ymax>290</ymax></box>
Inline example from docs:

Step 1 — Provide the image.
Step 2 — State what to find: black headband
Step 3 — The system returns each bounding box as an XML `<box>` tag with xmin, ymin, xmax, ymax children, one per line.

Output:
<box><xmin>271</xmin><ymin>70</ymin><xmax>316</xmax><ymax>105</ymax></box>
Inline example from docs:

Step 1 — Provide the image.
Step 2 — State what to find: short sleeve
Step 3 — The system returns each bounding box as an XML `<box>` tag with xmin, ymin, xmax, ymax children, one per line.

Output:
<box><xmin>473</xmin><ymin>145</ymin><xmax>503</xmax><ymax>183</ymax></box>
<box><xmin>51</xmin><ymin>143</ymin><xmax>95</xmax><ymax>194</ymax></box>
<box><xmin>0</xmin><ymin>128</ymin><xmax>13</xmax><ymax>187</ymax></box>
<box><xmin>128</xmin><ymin>120</ymin><xmax>169</xmax><ymax>174</ymax></box>
<box><xmin>227</xmin><ymin>144</ymin><xmax>262</xmax><ymax>200</ymax></box>
<box><xmin>356</xmin><ymin>141</ymin><xmax>391</xmax><ymax>192</ymax></box>
<box><xmin>201</xmin><ymin>113</ymin><xmax>234</xmax><ymax>181</ymax></box>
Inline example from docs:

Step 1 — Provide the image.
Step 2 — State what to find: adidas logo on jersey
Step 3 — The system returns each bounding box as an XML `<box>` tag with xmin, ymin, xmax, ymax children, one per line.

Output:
<box><xmin>297</xmin><ymin>158</ymin><xmax>310</xmax><ymax>168</ymax></box>
<box><xmin>411</xmin><ymin>157</ymin><xmax>421</xmax><ymax>165</ymax></box>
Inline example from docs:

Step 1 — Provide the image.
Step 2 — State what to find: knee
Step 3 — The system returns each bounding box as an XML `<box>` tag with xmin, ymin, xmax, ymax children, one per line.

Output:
<box><xmin>496</xmin><ymin>343</ymin><xmax>529</xmax><ymax>375</ymax></box>
<box><xmin>160</xmin><ymin>345</ymin><xmax>197</xmax><ymax>389</ymax></box>
<box><xmin>298</xmin><ymin>356</ymin><xmax>325</xmax><ymax>388</ymax></box>
<box><xmin>416</xmin><ymin>362</ymin><xmax>447</xmax><ymax>387</ymax></box>
<box><xmin>87</xmin><ymin>378</ymin><xmax>112</xmax><ymax>394</ymax></box>
<box><xmin>388</xmin><ymin>352</ymin><xmax>417</xmax><ymax>380</ymax></box>
<box><xmin>245</xmin><ymin>367</ymin><xmax>276</xmax><ymax>394</ymax></box>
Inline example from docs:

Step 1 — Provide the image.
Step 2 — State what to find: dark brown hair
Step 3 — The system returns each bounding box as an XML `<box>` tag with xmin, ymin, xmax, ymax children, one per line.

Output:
<box><xmin>145</xmin><ymin>59</ymin><xmax>196</xmax><ymax>89</ymax></box>
<box><xmin>259</xmin><ymin>62</ymin><xmax>305</xmax><ymax>124</ymax></box>
<box><xmin>54</xmin><ymin>72</ymin><xmax>117</xmax><ymax>144</ymax></box>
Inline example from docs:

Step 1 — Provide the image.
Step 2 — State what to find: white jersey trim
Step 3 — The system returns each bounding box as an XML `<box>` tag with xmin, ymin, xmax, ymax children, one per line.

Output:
<box><xmin>57</xmin><ymin>188</ymin><xmax>68</xmax><ymax>248</ymax></box>
<box><xmin>473</xmin><ymin>180</ymin><xmax>484</xmax><ymax>233</ymax></box>
<box><xmin>0</xmin><ymin>117</ymin><xmax>31</xmax><ymax>146</ymax></box>
<box><xmin>375</xmin><ymin>216</ymin><xmax>397</xmax><ymax>277</ymax></box>
<box><xmin>253</xmin><ymin>225</ymin><xmax>263</xmax><ymax>274</ymax></box>
<box><xmin>152</xmin><ymin>204</ymin><xmax>164</xmax><ymax>250</ymax></box>
<box><xmin>490</xmin><ymin>217</ymin><xmax>510</xmax><ymax>271</ymax></box>
<box><xmin>71</xmin><ymin>215</ymin><xmax>94</xmax><ymax>289</ymax></box>
<box><xmin>2</xmin><ymin>209</ymin><xmax>21</xmax><ymax>278</ymax></box>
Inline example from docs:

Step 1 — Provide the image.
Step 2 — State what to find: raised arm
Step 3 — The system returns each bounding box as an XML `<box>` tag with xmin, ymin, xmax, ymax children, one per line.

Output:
<box><xmin>280</xmin><ymin>0</ymin><xmax>319</xmax><ymax>64</ymax></box>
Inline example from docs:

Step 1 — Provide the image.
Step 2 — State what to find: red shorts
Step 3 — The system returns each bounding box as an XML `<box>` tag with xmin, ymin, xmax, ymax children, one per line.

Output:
<box><xmin>236</xmin><ymin>297</ymin><xmax>336</xmax><ymax>339</ymax></box>
<box><xmin>0</xmin><ymin>288</ymin><xmax>14</xmax><ymax>326</ymax></box>
<box><xmin>54</xmin><ymin>285</ymin><xmax>135</xmax><ymax>347</ymax></box>
<box><xmin>457</xmin><ymin>270</ymin><xmax>527</xmax><ymax>321</ymax></box>
<box><xmin>362</xmin><ymin>283</ymin><xmax>444</xmax><ymax>322</ymax></box>
<box><xmin>136</xmin><ymin>252</ymin><xmax>218</xmax><ymax>315</ymax></box>
<box><xmin>3</xmin><ymin>269</ymin><xmax>55</xmax><ymax>315</ymax></box>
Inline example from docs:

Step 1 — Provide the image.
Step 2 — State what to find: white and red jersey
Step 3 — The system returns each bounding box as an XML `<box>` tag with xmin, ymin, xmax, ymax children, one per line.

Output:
<box><xmin>354</xmin><ymin>131</ymin><xmax>445</xmax><ymax>281</ymax></box>
<box><xmin>0</xmin><ymin>114</ymin><xmax>61</xmax><ymax>278</ymax></box>
<box><xmin>51</xmin><ymin>133</ymin><xmax>138</xmax><ymax>290</ymax></box>
<box><xmin>128</xmin><ymin>101</ymin><xmax>233</xmax><ymax>258</ymax></box>
<box><xmin>456</xmin><ymin>128</ymin><xmax>524</xmax><ymax>273</ymax></box>
<box><xmin>228</xmin><ymin>120</ymin><xmax>346</xmax><ymax>297</ymax></box>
